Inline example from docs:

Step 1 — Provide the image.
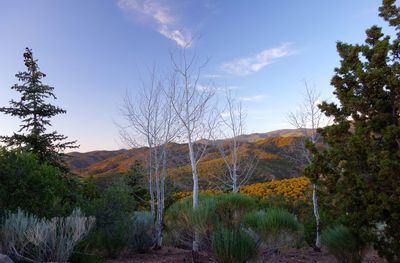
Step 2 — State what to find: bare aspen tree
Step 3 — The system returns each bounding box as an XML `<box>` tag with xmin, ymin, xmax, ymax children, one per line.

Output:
<box><xmin>167</xmin><ymin>48</ymin><xmax>216</xmax><ymax>260</ymax></box>
<box><xmin>153</xmin><ymin>87</ymin><xmax>180</xmax><ymax>248</ymax></box>
<box><xmin>119</xmin><ymin>70</ymin><xmax>160</xmax><ymax>217</ymax></box>
<box><xmin>217</xmin><ymin>90</ymin><xmax>258</xmax><ymax>192</ymax></box>
<box><xmin>287</xmin><ymin>81</ymin><xmax>328</xmax><ymax>251</ymax></box>
<box><xmin>119</xmin><ymin>68</ymin><xmax>178</xmax><ymax>248</ymax></box>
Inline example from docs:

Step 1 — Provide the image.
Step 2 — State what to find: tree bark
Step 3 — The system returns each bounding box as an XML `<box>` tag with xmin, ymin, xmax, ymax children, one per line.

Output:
<box><xmin>313</xmin><ymin>183</ymin><xmax>321</xmax><ymax>251</ymax></box>
<box><xmin>188</xmin><ymin>139</ymin><xmax>200</xmax><ymax>261</ymax></box>
<box><xmin>148</xmin><ymin>145</ymin><xmax>155</xmax><ymax>217</ymax></box>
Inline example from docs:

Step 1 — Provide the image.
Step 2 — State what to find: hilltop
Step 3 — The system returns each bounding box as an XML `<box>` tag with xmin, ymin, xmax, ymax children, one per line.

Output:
<box><xmin>66</xmin><ymin>129</ymin><xmax>307</xmax><ymax>190</ymax></box>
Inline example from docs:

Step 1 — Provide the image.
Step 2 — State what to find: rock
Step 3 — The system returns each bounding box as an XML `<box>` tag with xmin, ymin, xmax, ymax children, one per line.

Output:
<box><xmin>0</xmin><ymin>254</ymin><xmax>13</xmax><ymax>263</ymax></box>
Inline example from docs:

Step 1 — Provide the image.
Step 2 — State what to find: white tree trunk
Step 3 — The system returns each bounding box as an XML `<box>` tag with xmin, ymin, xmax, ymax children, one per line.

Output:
<box><xmin>149</xmin><ymin>147</ymin><xmax>155</xmax><ymax>218</ymax></box>
<box><xmin>187</xmin><ymin>138</ymin><xmax>200</xmax><ymax>258</ymax></box>
<box><xmin>313</xmin><ymin>183</ymin><xmax>321</xmax><ymax>250</ymax></box>
<box><xmin>154</xmin><ymin>146</ymin><xmax>163</xmax><ymax>248</ymax></box>
<box><xmin>286</xmin><ymin>83</ymin><xmax>328</xmax><ymax>253</ymax></box>
<box><xmin>187</xmin><ymin>137</ymin><xmax>199</xmax><ymax>209</ymax></box>
<box><xmin>167</xmin><ymin>48</ymin><xmax>216</xmax><ymax>262</ymax></box>
<box><xmin>232</xmin><ymin>170</ymin><xmax>238</xmax><ymax>193</ymax></box>
<box><xmin>148</xmin><ymin>146</ymin><xmax>155</xmax><ymax>217</ymax></box>
<box><xmin>155</xmin><ymin>182</ymin><xmax>163</xmax><ymax>248</ymax></box>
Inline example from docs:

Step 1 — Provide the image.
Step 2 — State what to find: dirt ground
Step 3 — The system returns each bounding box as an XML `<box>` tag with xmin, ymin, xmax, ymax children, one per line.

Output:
<box><xmin>107</xmin><ymin>247</ymin><xmax>213</xmax><ymax>263</ymax></box>
<box><xmin>262</xmin><ymin>248</ymin><xmax>385</xmax><ymax>263</ymax></box>
<box><xmin>108</xmin><ymin>246</ymin><xmax>386</xmax><ymax>263</ymax></box>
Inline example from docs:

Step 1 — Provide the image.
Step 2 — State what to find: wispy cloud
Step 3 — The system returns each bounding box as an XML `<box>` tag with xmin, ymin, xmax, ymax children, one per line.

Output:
<box><xmin>117</xmin><ymin>0</ymin><xmax>191</xmax><ymax>48</ymax></box>
<box><xmin>240</xmin><ymin>94</ymin><xmax>267</xmax><ymax>102</ymax></box>
<box><xmin>197</xmin><ymin>84</ymin><xmax>241</xmax><ymax>92</ymax></box>
<box><xmin>221</xmin><ymin>43</ymin><xmax>293</xmax><ymax>75</ymax></box>
<box><xmin>204</xmin><ymin>74</ymin><xmax>223</xmax><ymax>79</ymax></box>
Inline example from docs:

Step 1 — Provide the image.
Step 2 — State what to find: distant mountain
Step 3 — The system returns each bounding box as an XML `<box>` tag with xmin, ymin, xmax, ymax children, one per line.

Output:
<box><xmin>235</xmin><ymin>129</ymin><xmax>307</xmax><ymax>142</ymax></box>
<box><xmin>67</xmin><ymin>149</ymin><xmax>128</xmax><ymax>170</ymax></box>
<box><xmin>66</xmin><ymin>129</ymin><xmax>308</xmax><ymax>190</ymax></box>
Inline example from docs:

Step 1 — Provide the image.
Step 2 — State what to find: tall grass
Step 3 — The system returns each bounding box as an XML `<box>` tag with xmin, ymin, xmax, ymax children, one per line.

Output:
<box><xmin>164</xmin><ymin>194</ymin><xmax>218</xmax><ymax>249</ymax></box>
<box><xmin>211</xmin><ymin>225</ymin><xmax>259</xmax><ymax>263</ymax></box>
<box><xmin>214</xmin><ymin>193</ymin><xmax>257</xmax><ymax>227</ymax></box>
<box><xmin>164</xmin><ymin>193</ymin><xmax>258</xmax><ymax>250</ymax></box>
<box><xmin>322</xmin><ymin>225</ymin><xmax>365</xmax><ymax>263</ymax></box>
<box><xmin>243</xmin><ymin>208</ymin><xmax>301</xmax><ymax>249</ymax></box>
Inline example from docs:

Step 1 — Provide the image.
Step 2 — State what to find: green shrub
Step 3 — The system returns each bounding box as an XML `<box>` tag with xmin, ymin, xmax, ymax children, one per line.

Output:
<box><xmin>260</xmin><ymin>194</ymin><xmax>288</xmax><ymax>209</ymax></box>
<box><xmin>165</xmin><ymin>193</ymin><xmax>257</xmax><ymax>250</ymax></box>
<box><xmin>84</xmin><ymin>185</ymin><xmax>137</xmax><ymax>258</ymax></box>
<box><xmin>303</xmin><ymin>208</ymin><xmax>336</xmax><ymax>248</ymax></box>
<box><xmin>190</xmin><ymin>196</ymin><xmax>220</xmax><ymax>236</ymax></box>
<box><xmin>0</xmin><ymin>149</ymin><xmax>84</xmax><ymax>218</ymax></box>
<box><xmin>214</xmin><ymin>193</ymin><xmax>258</xmax><ymax>227</ymax></box>
<box><xmin>164</xmin><ymin>194</ymin><xmax>217</xmax><ymax>249</ymax></box>
<box><xmin>260</xmin><ymin>194</ymin><xmax>311</xmax><ymax>222</ymax></box>
<box><xmin>129</xmin><ymin>211</ymin><xmax>155</xmax><ymax>253</ymax></box>
<box><xmin>244</xmin><ymin>208</ymin><xmax>302</xmax><ymax>249</ymax></box>
<box><xmin>322</xmin><ymin>225</ymin><xmax>365</xmax><ymax>263</ymax></box>
<box><xmin>211</xmin><ymin>225</ymin><xmax>259</xmax><ymax>263</ymax></box>
<box><xmin>164</xmin><ymin>194</ymin><xmax>193</xmax><ymax>248</ymax></box>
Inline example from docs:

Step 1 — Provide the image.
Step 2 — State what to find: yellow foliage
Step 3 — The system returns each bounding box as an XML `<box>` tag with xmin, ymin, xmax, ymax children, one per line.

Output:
<box><xmin>171</xmin><ymin>176</ymin><xmax>311</xmax><ymax>203</ymax></box>
<box><xmin>240</xmin><ymin>176</ymin><xmax>310</xmax><ymax>201</ymax></box>
<box><xmin>171</xmin><ymin>189</ymin><xmax>223</xmax><ymax>201</ymax></box>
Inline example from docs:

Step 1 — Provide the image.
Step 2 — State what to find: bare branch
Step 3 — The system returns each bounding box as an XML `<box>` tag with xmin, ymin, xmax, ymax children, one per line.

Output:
<box><xmin>216</xmin><ymin>89</ymin><xmax>258</xmax><ymax>192</ymax></box>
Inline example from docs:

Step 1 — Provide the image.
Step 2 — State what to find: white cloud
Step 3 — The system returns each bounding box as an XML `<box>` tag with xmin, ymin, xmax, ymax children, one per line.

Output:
<box><xmin>197</xmin><ymin>84</ymin><xmax>241</xmax><ymax>92</ymax></box>
<box><xmin>204</xmin><ymin>74</ymin><xmax>223</xmax><ymax>79</ymax></box>
<box><xmin>158</xmin><ymin>26</ymin><xmax>190</xmax><ymax>48</ymax></box>
<box><xmin>221</xmin><ymin>43</ymin><xmax>293</xmax><ymax>75</ymax></box>
<box><xmin>220</xmin><ymin>112</ymin><xmax>230</xmax><ymax>117</ymax></box>
<box><xmin>196</xmin><ymin>84</ymin><xmax>214</xmax><ymax>92</ymax></box>
<box><xmin>117</xmin><ymin>0</ymin><xmax>191</xmax><ymax>48</ymax></box>
<box><xmin>240</xmin><ymin>95</ymin><xmax>267</xmax><ymax>102</ymax></box>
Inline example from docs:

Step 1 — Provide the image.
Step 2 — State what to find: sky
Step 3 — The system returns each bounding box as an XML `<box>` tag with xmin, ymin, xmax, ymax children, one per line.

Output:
<box><xmin>0</xmin><ymin>0</ymin><xmax>392</xmax><ymax>152</ymax></box>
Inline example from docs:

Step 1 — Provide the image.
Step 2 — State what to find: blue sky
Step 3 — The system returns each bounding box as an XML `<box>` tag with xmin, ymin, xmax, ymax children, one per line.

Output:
<box><xmin>0</xmin><ymin>0</ymin><xmax>390</xmax><ymax>151</ymax></box>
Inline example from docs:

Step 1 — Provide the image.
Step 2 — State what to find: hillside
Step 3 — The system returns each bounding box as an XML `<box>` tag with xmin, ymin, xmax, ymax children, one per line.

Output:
<box><xmin>66</xmin><ymin>129</ymin><xmax>308</xmax><ymax>190</ymax></box>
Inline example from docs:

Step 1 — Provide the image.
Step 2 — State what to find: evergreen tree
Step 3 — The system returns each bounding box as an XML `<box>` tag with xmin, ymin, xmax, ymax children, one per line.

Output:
<box><xmin>0</xmin><ymin>48</ymin><xmax>77</xmax><ymax>169</ymax></box>
<box><xmin>306</xmin><ymin>0</ymin><xmax>400</xmax><ymax>261</ymax></box>
<box><xmin>124</xmin><ymin>160</ymin><xmax>149</xmax><ymax>208</ymax></box>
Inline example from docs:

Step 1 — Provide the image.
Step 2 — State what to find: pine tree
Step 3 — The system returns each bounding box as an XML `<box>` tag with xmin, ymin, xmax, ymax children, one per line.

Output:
<box><xmin>0</xmin><ymin>48</ymin><xmax>77</xmax><ymax>169</ymax></box>
<box><xmin>306</xmin><ymin>0</ymin><xmax>400</xmax><ymax>261</ymax></box>
<box><xmin>124</xmin><ymin>160</ymin><xmax>149</xmax><ymax>208</ymax></box>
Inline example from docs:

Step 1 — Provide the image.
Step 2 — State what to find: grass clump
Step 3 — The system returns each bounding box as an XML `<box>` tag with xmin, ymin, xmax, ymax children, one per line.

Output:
<box><xmin>211</xmin><ymin>225</ymin><xmax>259</xmax><ymax>263</ymax></box>
<box><xmin>214</xmin><ymin>193</ymin><xmax>257</xmax><ymax>227</ymax></box>
<box><xmin>322</xmin><ymin>225</ymin><xmax>365</xmax><ymax>263</ymax></box>
<box><xmin>164</xmin><ymin>194</ymin><xmax>219</xmax><ymax>249</ymax></box>
<box><xmin>243</xmin><ymin>208</ymin><xmax>301</xmax><ymax>249</ymax></box>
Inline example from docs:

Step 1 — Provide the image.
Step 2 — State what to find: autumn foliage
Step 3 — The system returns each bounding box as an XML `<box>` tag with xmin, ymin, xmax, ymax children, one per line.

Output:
<box><xmin>172</xmin><ymin>176</ymin><xmax>311</xmax><ymax>202</ymax></box>
<box><xmin>241</xmin><ymin>176</ymin><xmax>310</xmax><ymax>200</ymax></box>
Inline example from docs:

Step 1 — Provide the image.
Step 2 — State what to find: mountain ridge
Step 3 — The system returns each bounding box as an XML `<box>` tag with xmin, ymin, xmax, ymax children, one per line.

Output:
<box><xmin>66</xmin><ymin>129</ymin><xmax>308</xmax><ymax>188</ymax></box>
